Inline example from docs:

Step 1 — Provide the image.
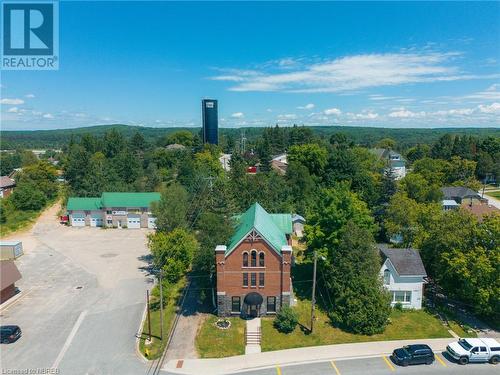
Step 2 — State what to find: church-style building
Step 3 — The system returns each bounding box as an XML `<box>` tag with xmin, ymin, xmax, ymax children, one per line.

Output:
<box><xmin>215</xmin><ymin>203</ymin><xmax>293</xmax><ymax>317</ymax></box>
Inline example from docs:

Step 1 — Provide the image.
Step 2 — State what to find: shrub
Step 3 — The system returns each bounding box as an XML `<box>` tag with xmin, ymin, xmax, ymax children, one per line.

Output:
<box><xmin>394</xmin><ymin>302</ymin><xmax>403</xmax><ymax>311</ymax></box>
<box><xmin>273</xmin><ymin>306</ymin><xmax>298</xmax><ymax>334</ymax></box>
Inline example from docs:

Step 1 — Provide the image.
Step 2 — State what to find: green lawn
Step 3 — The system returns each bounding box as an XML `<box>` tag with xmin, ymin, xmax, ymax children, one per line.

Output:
<box><xmin>486</xmin><ymin>191</ymin><xmax>500</xmax><ymax>199</ymax></box>
<box><xmin>261</xmin><ymin>299</ymin><xmax>452</xmax><ymax>352</ymax></box>
<box><xmin>138</xmin><ymin>278</ymin><xmax>186</xmax><ymax>360</ymax></box>
<box><xmin>196</xmin><ymin>316</ymin><xmax>246</xmax><ymax>358</ymax></box>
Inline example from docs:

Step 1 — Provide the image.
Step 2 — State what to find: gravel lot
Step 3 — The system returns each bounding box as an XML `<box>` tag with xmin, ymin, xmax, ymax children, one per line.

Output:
<box><xmin>1</xmin><ymin>204</ymin><xmax>154</xmax><ymax>374</ymax></box>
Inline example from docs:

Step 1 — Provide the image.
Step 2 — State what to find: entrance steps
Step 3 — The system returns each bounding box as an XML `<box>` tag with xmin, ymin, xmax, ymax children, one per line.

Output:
<box><xmin>245</xmin><ymin>318</ymin><xmax>261</xmax><ymax>354</ymax></box>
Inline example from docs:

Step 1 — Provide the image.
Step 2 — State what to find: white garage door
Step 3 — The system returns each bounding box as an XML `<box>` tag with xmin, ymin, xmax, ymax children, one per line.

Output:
<box><xmin>147</xmin><ymin>217</ymin><xmax>156</xmax><ymax>229</ymax></box>
<box><xmin>90</xmin><ymin>214</ymin><xmax>103</xmax><ymax>227</ymax></box>
<box><xmin>127</xmin><ymin>215</ymin><xmax>141</xmax><ymax>229</ymax></box>
<box><xmin>71</xmin><ymin>213</ymin><xmax>85</xmax><ymax>227</ymax></box>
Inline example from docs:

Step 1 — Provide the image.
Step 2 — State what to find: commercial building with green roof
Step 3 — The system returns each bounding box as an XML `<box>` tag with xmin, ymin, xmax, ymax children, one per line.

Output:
<box><xmin>66</xmin><ymin>192</ymin><xmax>160</xmax><ymax>229</ymax></box>
<box><xmin>215</xmin><ymin>202</ymin><xmax>293</xmax><ymax>317</ymax></box>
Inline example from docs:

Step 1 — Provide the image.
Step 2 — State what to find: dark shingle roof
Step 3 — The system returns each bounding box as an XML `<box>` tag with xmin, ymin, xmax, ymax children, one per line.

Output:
<box><xmin>441</xmin><ymin>186</ymin><xmax>480</xmax><ymax>200</ymax></box>
<box><xmin>378</xmin><ymin>244</ymin><xmax>427</xmax><ymax>276</ymax></box>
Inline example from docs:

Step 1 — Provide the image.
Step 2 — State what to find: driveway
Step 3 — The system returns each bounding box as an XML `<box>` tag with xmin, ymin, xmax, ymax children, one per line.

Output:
<box><xmin>1</xmin><ymin>203</ymin><xmax>154</xmax><ymax>374</ymax></box>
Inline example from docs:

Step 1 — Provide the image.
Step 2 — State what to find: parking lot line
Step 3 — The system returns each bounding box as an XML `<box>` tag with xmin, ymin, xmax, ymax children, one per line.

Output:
<box><xmin>330</xmin><ymin>360</ymin><xmax>341</xmax><ymax>375</ymax></box>
<box><xmin>276</xmin><ymin>366</ymin><xmax>282</xmax><ymax>375</ymax></box>
<box><xmin>52</xmin><ymin>310</ymin><xmax>88</xmax><ymax>369</ymax></box>
<box><xmin>382</xmin><ymin>356</ymin><xmax>395</xmax><ymax>371</ymax></box>
<box><xmin>435</xmin><ymin>354</ymin><xmax>448</xmax><ymax>367</ymax></box>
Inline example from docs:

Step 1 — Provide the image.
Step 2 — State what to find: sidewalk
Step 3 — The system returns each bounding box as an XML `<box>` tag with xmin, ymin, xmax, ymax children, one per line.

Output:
<box><xmin>164</xmin><ymin>337</ymin><xmax>458</xmax><ymax>375</ymax></box>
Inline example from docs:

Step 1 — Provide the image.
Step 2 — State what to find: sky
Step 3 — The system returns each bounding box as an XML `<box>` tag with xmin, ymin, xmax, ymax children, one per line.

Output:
<box><xmin>1</xmin><ymin>1</ymin><xmax>500</xmax><ymax>130</ymax></box>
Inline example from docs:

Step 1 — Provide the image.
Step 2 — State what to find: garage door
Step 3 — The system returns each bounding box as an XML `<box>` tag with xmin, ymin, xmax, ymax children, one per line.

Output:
<box><xmin>147</xmin><ymin>217</ymin><xmax>156</xmax><ymax>229</ymax></box>
<box><xmin>90</xmin><ymin>214</ymin><xmax>103</xmax><ymax>227</ymax></box>
<box><xmin>71</xmin><ymin>213</ymin><xmax>85</xmax><ymax>227</ymax></box>
<box><xmin>127</xmin><ymin>215</ymin><xmax>141</xmax><ymax>229</ymax></box>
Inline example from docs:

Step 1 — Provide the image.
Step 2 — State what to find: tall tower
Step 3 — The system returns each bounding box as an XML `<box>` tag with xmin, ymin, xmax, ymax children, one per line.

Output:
<box><xmin>202</xmin><ymin>99</ymin><xmax>218</xmax><ymax>145</ymax></box>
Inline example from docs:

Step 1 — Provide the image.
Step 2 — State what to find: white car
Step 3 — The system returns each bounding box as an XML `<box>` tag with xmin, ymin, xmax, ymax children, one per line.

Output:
<box><xmin>447</xmin><ymin>338</ymin><xmax>500</xmax><ymax>365</ymax></box>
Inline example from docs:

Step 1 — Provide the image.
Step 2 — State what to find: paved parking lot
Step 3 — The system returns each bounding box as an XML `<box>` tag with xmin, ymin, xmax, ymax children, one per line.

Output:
<box><xmin>1</xmin><ymin>205</ymin><xmax>153</xmax><ymax>374</ymax></box>
<box><xmin>238</xmin><ymin>355</ymin><xmax>497</xmax><ymax>375</ymax></box>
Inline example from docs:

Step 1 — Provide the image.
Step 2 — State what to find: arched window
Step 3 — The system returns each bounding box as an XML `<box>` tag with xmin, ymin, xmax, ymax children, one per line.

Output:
<box><xmin>243</xmin><ymin>252</ymin><xmax>248</xmax><ymax>267</ymax></box>
<box><xmin>251</xmin><ymin>250</ymin><xmax>257</xmax><ymax>267</ymax></box>
<box><xmin>383</xmin><ymin>269</ymin><xmax>390</xmax><ymax>285</ymax></box>
<box><xmin>259</xmin><ymin>252</ymin><xmax>265</xmax><ymax>267</ymax></box>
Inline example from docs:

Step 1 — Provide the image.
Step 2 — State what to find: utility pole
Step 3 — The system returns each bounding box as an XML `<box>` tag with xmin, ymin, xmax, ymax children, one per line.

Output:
<box><xmin>146</xmin><ymin>289</ymin><xmax>152</xmax><ymax>341</ymax></box>
<box><xmin>310</xmin><ymin>250</ymin><xmax>318</xmax><ymax>333</ymax></box>
<box><xmin>159</xmin><ymin>270</ymin><xmax>164</xmax><ymax>341</ymax></box>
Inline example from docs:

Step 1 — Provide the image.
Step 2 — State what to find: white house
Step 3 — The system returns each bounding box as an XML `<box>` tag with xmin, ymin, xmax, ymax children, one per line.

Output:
<box><xmin>378</xmin><ymin>244</ymin><xmax>427</xmax><ymax>309</ymax></box>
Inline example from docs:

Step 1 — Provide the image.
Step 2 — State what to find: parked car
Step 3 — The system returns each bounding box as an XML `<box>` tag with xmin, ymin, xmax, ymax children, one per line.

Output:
<box><xmin>447</xmin><ymin>338</ymin><xmax>500</xmax><ymax>365</ymax></box>
<box><xmin>0</xmin><ymin>325</ymin><xmax>21</xmax><ymax>344</ymax></box>
<box><xmin>391</xmin><ymin>344</ymin><xmax>435</xmax><ymax>366</ymax></box>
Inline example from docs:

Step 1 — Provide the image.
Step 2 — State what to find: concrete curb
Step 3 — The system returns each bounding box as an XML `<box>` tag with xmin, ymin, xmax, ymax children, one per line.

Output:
<box><xmin>135</xmin><ymin>287</ymin><xmax>152</xmax><ymax>364</ymax></box>
<box><xmin>163</xmin><ymin>338</ymin><xmax>458</xmax><ymax>375</ymax></box>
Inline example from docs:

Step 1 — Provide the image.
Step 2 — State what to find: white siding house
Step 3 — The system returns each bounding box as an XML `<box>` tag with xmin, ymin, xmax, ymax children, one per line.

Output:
<box><xmin>378</xmin><ymin>245</ymin><xmax>427</xmax><ymax>310</ymax></box>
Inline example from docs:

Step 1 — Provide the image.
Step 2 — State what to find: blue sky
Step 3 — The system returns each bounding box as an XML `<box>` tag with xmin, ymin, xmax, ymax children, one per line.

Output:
<box><xmin>1</xmin><ymin>1</ymin><xmax>499</xmax><ymax>130</ymax></box>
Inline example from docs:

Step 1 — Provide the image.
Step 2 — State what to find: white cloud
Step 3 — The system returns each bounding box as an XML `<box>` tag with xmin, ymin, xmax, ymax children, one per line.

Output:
<box><xmin>1</xmin><ymin>98</ymin><xmax>24</xmax><ymax>105</ymax></box>
<box><xmin>388</xmin><ymin>108</ymin><xmax>424</xmax><ymax>118</ymax></box>
<box><xmin>463</xmin><ymin>84</ymin><xmax>500</xmax><ymax>101</ymax></box>
<box><xmin>231</xmin><ymin>112</ymin><xmax>244</xmax><ymax>118</ymax></box>
<box><xmin>7</xmin><ymin>107</ymin><xmax>19</xmax><ymax>113</ymax></box>
<box><xmin>210</xmin><ymin>51</ymin><xmax>494</xmax><ymax>93</ymax></box>
<box><xmin>277</xmin><ymin>114</ymin><xmax>298</xmax><ymax>120</ymax></box>
<box><xmin>478</xmin><ymin>102</ymin><xmax>500</xmax><ymax>114</ymax></box>
<box><xmin>42</xmin><ymin>113</ymin><xmax>54</xmax><ymax>119</ymax></box>
<box><xmin>297</xmin><ymin>103</ymin><xmax>315</xmax><ymax>110</ymax></box>
<box><xmin>354</xmin><ymin>111</ymin><xmax>379</xmax><ymax>120</ymax></box>
<box><xmin>25</xmin><ymin>94</ymin><xmax>35</xmax><ymax>98</ymax></box>
<box><xmin>324</xmin><ymin>108</ymin><xmax>342</xmax><ymax>116</ymax></box>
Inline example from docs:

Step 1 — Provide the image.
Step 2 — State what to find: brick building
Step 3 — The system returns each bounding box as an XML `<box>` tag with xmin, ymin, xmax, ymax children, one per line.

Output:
<box><xmin>215</xmin><ymin>203</ymin><xmax>293</xmax><ymax>317</ymax></box>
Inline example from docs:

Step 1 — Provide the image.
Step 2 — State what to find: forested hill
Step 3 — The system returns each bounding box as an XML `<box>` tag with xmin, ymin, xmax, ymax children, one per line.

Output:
<box><xmin>1</xmin><ymin>123</ymin><xmax>499</xmax><ymax>149</ymax></box>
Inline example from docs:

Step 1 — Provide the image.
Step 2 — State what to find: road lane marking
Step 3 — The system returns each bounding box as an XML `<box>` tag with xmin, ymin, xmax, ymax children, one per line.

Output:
<box><xmin>276</xmin><ymin>366</ymin><xmax>282</xmax><ymax>375</ymax></box>
<box><xmin>383</xmin><ymin>356</ymin><xmax>395</xmax><ymax>371</ymax></box>
<box><xmin>52</xmin><ymin>310</ymin><xmax>88</xmax><ymax>369</ymax></box>
<box><xmin>330</xmin><ymin>360</ymin><xmax>341</xmax><ymax>375</ymax></box>
<box><xmin>435</xmin><ymin>354</ymin><xmax>448</xmax><ymax>367</ymax></box>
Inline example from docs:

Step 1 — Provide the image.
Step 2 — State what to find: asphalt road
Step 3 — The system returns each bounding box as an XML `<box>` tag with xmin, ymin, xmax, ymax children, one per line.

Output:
<box><xmin>237</xmin><ymin>355</ymin><xmax>498</xmax><ymax>375</ymax></box>
<box><xmin>1</xmin><ymin>204</ymin><xmax>153</xmax><ymax>375</ymax></box>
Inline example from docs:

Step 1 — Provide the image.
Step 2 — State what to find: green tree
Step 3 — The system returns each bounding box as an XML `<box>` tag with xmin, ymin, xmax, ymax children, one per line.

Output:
<box><xmin>324</xmin><ymin>222</ymin><xmax>391</xmax><ymax>335</ymax></box>
<box><xmin>288</xmin><ymin>143</ymin><xmax>328</xmax><ymax>176</ymax></box>
<box><xmin>148</xmin><ymin>228</ymin><xmax>198</xmax><ymax>283</ymax></box>
<box><xmin>304</xmin><ymin>184</ymin><xmax>376</xmax><ymax>259</ymax></box>
<box><xmin>273</xmin><ymin>306</ymin><xmax>299</xmax><ymax>333</ymax></box>
<box><xmin>164</xmin><ymin>130</ymin><xmax>195</xmax><ymax>147</ymax></box>
<box><xmin>17</xmin><ymin>161</ymin><xmax>58</xmax><ymax>199</ymax></box>
<box><xmin>376</xmin><ymin>138</ymin><xmax>396</xmax><ymax>150</ymax></box>
<box><xmin>10</xmin><ymin>183</ymin><xmax>47</xmax><ymax>211</ymax></box>
<box><xmin>152</xmin><ymin>183</ymin><xmax>189</xmax><ymax>232</ymax></box>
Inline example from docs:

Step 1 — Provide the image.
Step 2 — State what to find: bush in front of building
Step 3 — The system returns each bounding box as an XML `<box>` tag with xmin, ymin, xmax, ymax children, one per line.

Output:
<box><xmin>273</xmin><ymin>306</ymin><xmax>299</xmax><ymax>334</ymax></box>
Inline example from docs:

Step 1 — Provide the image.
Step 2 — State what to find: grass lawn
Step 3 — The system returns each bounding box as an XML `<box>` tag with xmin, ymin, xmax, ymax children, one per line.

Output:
<box><xmin>196</xmin><ymin>316</ymin><xmax>246</xmax><ymax>358</ymax></box>
<box><xmin>486</xmin><ymin>191</ymin><xmax>500</xmax><ymax>199</ymax></box>
<box><xmin>0</xmin><ymin>198</ymin><xmax>60</xmax><ymax>237</ymax></box>
<box><xmin>448</xmin><ymin>321</ymin><xmax>477</xmax><ymax>338</ymax></box>
<box><xmin>261</xmin><ymin>299</ymin><xmax>452</xmax><ymax>352</ymax></box>
<box><xmin>138</xmin><ymin>278</ymin><xmax>186</xmax><ymax>360</ymax></box>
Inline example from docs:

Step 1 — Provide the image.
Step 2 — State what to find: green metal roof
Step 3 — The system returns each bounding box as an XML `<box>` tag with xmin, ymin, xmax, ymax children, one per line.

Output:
<box><xmin>226</xmin><ymin>203</ymin><xmax>290</xmax><ymax>256</ymax></box>
<box><xmin>101</xmin><ymin>192</ymin><xmax>161</xmax><ymax>208</ymax></box>
<box><xmin>270</xmin><ymin>214</ymin><xmax>293</xmax><ymax>234</ymax></box>
<box><xmin>67</xmin><ymin>197</ymin><xmax>102</xmax><ymax>211</ymax></box>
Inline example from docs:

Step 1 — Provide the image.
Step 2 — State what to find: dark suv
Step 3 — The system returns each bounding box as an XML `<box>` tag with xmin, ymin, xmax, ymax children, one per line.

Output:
<box><xmin>392</xmin><ymin>344</ymin><xmax>435</xmax><ymax>366</ymax></box>
<box><xmin>1</xmin><ymin>325</ymin><xmax>22</xmax><ymax>344</ymax></box>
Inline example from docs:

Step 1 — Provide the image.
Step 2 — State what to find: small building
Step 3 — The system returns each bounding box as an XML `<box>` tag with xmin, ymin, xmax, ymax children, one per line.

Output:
<box><xmin>370</xmin><ymin>148</ymin><xmax>406</xmax><ymax>180</ymax></box>
<box><xmin>0</xmin><ymin>241</ymin><xmax>23</xmax><ymax>261</ymax></box>
<box><xmin>271</xmin><ymin>154</ymin><xmax>288</xmax><ymax>175</ymax></box>
<box><xmin>292</xmin><ymin>214</ymin><xmax>305</xmax><ymax>237</ymax></box>
<box><xmin>215</xmin><ymin>203</ymin><xmax>293</xmax><ymax>317</ymax></box>
<box><xmin>442</xmin><ymin>199</ymin><xmax>460</xmax><ymax>211</ymax></box>
<box><xmin>165</xmin><ymin>143</ymin><xmax>186</xmax><ymax>151</ymax></box>
<box><xmin>67</xmin><ymin>192</ymin><xmax>161</xmax><ymax>229</ymax></box>
<box><xmin>441</xmin><ymin>186</ymin><xmax>482</xmax><ymax>205</ymax></box>
<box><xmin>0</xmin><ymin>176</ymin><xmax>16</xmax><ymax>198</ymax></box>
<box><xmin>378</xmin><ymin>244</ymin><xmax>427</xmax><ymax>310</ymax></box>
<box><xmin>462</xmin><ymin>203</ymin><xmax>499</xmax><ymax>221</ymax></box>
<box><xmin>0</xmin><ymin>261</ymin><xmax>22</xmax><ymax>303</ymax></box>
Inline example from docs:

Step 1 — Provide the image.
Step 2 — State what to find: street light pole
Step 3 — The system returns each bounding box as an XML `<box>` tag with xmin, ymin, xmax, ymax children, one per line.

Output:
<box><xmin>311</xmin><ymin>250</ymin><xmax>318</xmax><ymax>333</ymax></box>
<box><xmin>159</xmin><ymin>269</ymin><xmax>164</xmax><ymax>341</ymax></box>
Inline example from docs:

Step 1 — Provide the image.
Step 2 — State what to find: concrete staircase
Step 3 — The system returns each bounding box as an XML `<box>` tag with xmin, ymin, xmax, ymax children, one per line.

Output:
<box><xmin>245</xmin><ymin>318</ymin><xmax>261</xmax><ymax>354</ymax></box>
